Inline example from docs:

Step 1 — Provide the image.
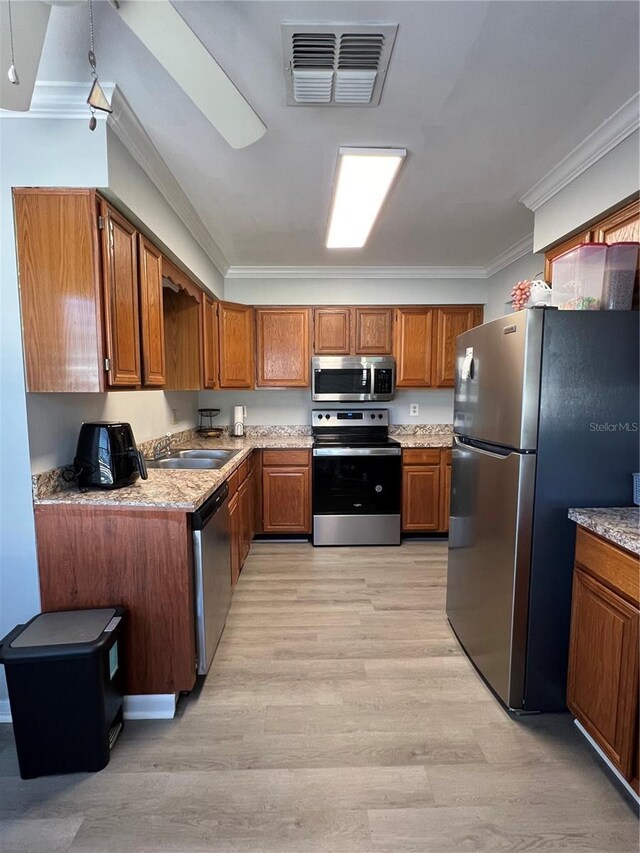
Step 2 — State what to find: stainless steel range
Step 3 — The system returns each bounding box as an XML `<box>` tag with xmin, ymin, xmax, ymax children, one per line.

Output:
<box><xmin>312</xmin><ymin>408</ymin><xmax>401</xmax><ymax>546</ymax></box>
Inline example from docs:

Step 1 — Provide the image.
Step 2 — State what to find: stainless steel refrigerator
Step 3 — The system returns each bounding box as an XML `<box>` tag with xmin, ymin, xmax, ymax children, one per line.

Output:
<box><xmin>447</xmin><ymin>308</ymin><xmax>639</xmax><ymax>711</ymax></box>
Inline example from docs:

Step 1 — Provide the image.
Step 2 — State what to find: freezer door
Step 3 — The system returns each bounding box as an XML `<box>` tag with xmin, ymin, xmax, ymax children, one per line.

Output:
<box><xmin>446</xmin><ymin>436</ymin><xmax>536</xmax><ymax>709</ymax></box>
<box><xmin>453</xmin><ymin>309</ymin><xmax>543</xmax><ymax>450</ymax></box>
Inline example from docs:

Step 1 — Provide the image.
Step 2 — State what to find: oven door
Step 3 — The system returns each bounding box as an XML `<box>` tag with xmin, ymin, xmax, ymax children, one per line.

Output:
<box><xmin>313</xmin><ymin>448</ymin><xmax>401</xmax><ymax>515</ymax></box>
<box><xmin>312</xmin><ymin>366</ymin><xmax>373</xmax><ymax>402</ymax></box>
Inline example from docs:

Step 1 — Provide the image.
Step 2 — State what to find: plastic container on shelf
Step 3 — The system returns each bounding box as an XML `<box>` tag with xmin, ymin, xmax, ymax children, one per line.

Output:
<box><xmin>550</xmin><ymin>243</ymin><xmax>607</xmax><ymax>310</ymax></box>
<box><xmin>602</xmin><ymin>242</ymin><xmax>639</xmax><ymax>310</ymax></box>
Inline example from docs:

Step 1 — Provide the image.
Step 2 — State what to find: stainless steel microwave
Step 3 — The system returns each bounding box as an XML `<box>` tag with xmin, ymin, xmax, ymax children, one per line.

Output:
<box><xmin>311</xmin><ymin>356</ymin><xmax>395</xmax><ymax>402</ymax></box>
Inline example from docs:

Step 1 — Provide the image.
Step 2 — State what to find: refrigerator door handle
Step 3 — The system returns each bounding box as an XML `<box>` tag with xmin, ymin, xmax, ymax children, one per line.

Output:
<box><xmin>453</xmin><ymin>435</ymin><xmax>512</xmax><ymax>460</ymax></box>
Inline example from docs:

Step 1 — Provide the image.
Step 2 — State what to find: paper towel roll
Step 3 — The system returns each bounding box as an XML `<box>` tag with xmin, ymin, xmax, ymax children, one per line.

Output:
<box><xmin>233</xmin><ymin>405</ymin><xmax>245</xmax><ymax>437</ymax></box>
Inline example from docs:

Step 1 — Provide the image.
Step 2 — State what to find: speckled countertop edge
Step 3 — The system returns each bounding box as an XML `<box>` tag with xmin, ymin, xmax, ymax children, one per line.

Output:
<box><xmin>568</xmin><ymin>507</ymin><xmax>640</xmax><ymax>556</ymax></box>
<box><xmin>34</xmin><ymin>429</ymin><xmax>453</xmax><ymax>511</ymax></box>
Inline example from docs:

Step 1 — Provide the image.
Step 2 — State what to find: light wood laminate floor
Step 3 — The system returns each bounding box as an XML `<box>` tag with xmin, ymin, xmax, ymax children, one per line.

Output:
<box><xmin>1</xmin><ymin>541</ymin><xmax>637</xmax><ymax>852</ymax></box>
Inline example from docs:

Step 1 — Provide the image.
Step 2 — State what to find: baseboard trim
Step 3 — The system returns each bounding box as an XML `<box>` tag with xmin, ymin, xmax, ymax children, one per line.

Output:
<box><xmin>0</xmin><ymin>699</ymin><xmax>11</xmax><ymax>723</ymax></box>
<box><xmin>574</xmin><ymin>719</ymin><xmax>640</xmax><ymax>804</ymax></box>
<box><xmin>123</xmin><ymin>694</ymin><xmax>177</xmax><ymax>720</ymax></box>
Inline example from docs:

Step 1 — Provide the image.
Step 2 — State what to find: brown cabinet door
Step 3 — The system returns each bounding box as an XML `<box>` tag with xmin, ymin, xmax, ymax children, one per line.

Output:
<box><xmin>593</xmin><ymin>199</ymin><xmax>640</xmax><ymax>243</ymax></box>
<box><xmin>354</xmin><ymin>307</ymin><xmax>393</xmax><ymax>354</ymax></box>
<box><xmin>13</xmin><ymin>189</ymin><xmax>105</xmax><ymax>392</ymax></box>
<box><xmin>256</xmin><ymin>307</ymin><xmax>311</xmax><ymax>387</ymax></box>
<box><xmin>101</xmin><ymin>202</ymin><xmax>141</xmax><ymax>386</ymax></box>
<box><xmin>439</xmin><ymin>459</ymin><xmax>452</xmax><ymax>532</ymax></box>
<box><xmin>229</xmin><ymin>492</ymin><xmax>241</xmax><ymax>586</ymax></box>
<box><xmin>394</xmin><ymin>308</ymin><xmax>434</xmax><ymax>387</ymax></box>
<box><xmin>567</xmin><ymin>568</ymin><xmax>639</xmax><ymax>778</ymax></box>
<box><xmin>202</xmin><ymin>296</ymin><xmax>218</xmax><ymax>389</ymax></box>
<box><xmin>263</xmin><ymin>467</ymin><xmax>311</xmax><ymax>533</ymax></box>
<box><xmin>402</xmin><ymin>465</ymin><xmax>441</xmax><ymax>531</ymax></box>
<box><xmin>138</xmin><ymin>236</ymin><xmax>166</xmax><ymax>386</ymax></box>
<box><xmin>218</xmin><ymin>301</ymin><xmax>255</xmax><ymax>388</ymax></box>
<box><xmin>431</xmin><ymin>306</ymin><xmax>483</xmax><ymax>388</ymax></box>
<box><xmin>313</xmin><ymin>308</ymin><xmax>352</xmax><ymax>354</ymax></box>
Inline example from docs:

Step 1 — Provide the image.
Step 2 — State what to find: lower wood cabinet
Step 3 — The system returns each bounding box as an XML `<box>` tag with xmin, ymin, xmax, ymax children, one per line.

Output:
<box><xmin>228</xmin><ymin>455</ymin><xmax>255</xmax><ymax>586</ymax></box>
<box><xmin>567</xmin><ymin>527</ymin><xmax>639</xmax><ymax>791</ymax></box>
<box><xmin>401</xmin><ymin>448</ymin><xmax>451</xmax><ymax>532</ymax></box>
<box><xmin>34</xmin><ymin>504</ymin><xmax>197</xmax><ymax>696</ymax></box>
<box><xmin>262</xmin><ymin>450</ymin><xmax>311</xmax><ymax>534</ymax></box>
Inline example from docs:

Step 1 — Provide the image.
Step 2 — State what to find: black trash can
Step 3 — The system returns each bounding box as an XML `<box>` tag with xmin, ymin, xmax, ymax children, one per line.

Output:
<box><xmin>0</xmin><ymin>607</ymin><xmax>125</xmax><ymax>779</ymax></box>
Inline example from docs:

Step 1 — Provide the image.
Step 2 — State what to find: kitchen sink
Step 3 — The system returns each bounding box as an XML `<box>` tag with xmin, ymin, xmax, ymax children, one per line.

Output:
<box><xmin>170</xmin><ymin>449</ymin><xmax>240</xmax><ymax>461</ymax></box>
<box><xmin>148</xmin><ymin>457</ymin><xmax>227</xmax><ymax>470</ymax></box>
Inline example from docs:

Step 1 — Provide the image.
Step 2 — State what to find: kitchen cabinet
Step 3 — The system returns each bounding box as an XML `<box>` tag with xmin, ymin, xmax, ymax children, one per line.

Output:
<box><xmin>201</xmin><ymin>295</ymin><xmax>218</xmax><ymax>389</ymax></box>
<box><xmin>228</xmin><ymin>455</ymin><xmax>255</xmax><ymax>586</ymax></box>
<box><xmin>431</xmin><ymin>306</ymin><xmax>483</xmax><ymax>387</ymax></box>
<box><xmin>312</xmin><ymin>307</ymin><xmax>393</xmax><ymax>355</ymax></box>
<box><xmin>138</xmin><ymin>235</ymin><xmax>166</xmax><ymax>386</ymax></box>
<box><xmin>394</xmin><ymin>306</ymin><xmax>483</xmax><ymax>388</ymax></box>
<box><xmin>313</xmin><ymin>308</ymin><xmax>351</xmax><ymax>354</ymax></box>
<box><xmin>162</xmin><ymin>258</ymin><xmax>203</xmax><ymax>391</ymax></box>
<box><xmin>567</xmin><ymin>527</ymin><xmax>639</xmax><ymax>791</ymax></box>
<box><xmin>14</xmin><ymin>188</ymin><xmax>108</xmax><ymax>392</ymax></box>
<box><xmin>439</xmin><ymin>449</ymin><xmax>452</xmax><ymax>532</ymax></box>
<box><xmin>256</xmin><ymin>307</ymin><xmax>311</xmax><ymax>387</ymax></box>
<box><xmin>262</xmin><ymin>449</ymin><xmax>311</xmax><ymax>534</ymax></box>
<box><xmin>99</xmin><ymin>200</ymin><xmax>142</xmax><ymax>386</ymax></box>
<box><xmin>401</xmin><ymin>449</ymin><xmax>441</xmax><ymax>531</ymax></box>
<box><xmin>229</xmin><ymin>490</ymin><xmax>241</xmax><ymax>587</ymax></box>
<box><xmin>394</xmin><ymin>308</ymin><xmax>434</xmax><ymax>387</ymax></box>
<box><xmin>354</xmin><ymin>308</ymin><xmax>393</xmax><ymax>354</ymax></box>
<box><xmin>218</xmin><ymin>301</ymin><xmax>255</xmax><ymax>388</ymax></box>
<box><xmin>13</xmin><ymin>188</ymin><xmax>201</xmax><ymax>392</ymax></box>
<box><xmin>544</xmin><ymin>198</ymin><xmax>640</xmax><ymax>282</ymax></box>
<box><xmin>34</xmin><ymin>504</ymin><xmax>197</xmax><ymax>696</ymax></box>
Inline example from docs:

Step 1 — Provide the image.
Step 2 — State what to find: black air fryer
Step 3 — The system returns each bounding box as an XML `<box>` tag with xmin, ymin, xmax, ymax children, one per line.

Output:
<box><xmin>74</xmin><ymin>422</ymin><xmax>148</xmax><ymax>490</ymax></box>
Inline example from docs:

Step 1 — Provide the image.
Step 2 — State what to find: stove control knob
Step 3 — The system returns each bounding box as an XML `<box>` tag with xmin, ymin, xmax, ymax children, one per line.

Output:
<box><xmin>370</xmin><ymin>414</ymin><xmax>376</xmax><ymax>419</ymax></box>
<box><xmin>375</xmin><ymin>485</ymin><xmax>383</xmax><ymax>493</ymax></box>
<box><xmin>378</xmin><ymin>414</ymin><xmax>383</xmax><ymax>419</ymax></box>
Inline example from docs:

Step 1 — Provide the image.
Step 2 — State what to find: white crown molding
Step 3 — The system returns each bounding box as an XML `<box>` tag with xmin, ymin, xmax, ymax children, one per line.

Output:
<box><xmin>483</xmin><ymin>233</ymin><xmax>535</xmax><ymax>278</ymax></box>
<box><xmin>107</xmin><ymin>86</ymin><xmax>229</xmax><ymax>275</ymax></box>
<box><xmin>225</xmin><ymin>264</ymin><xmax>487</xmax><ymax>280</ymax></box>
<box><xmin>0</xmin><ymin>81</ymin><xmax>116</xmax><ymax>120</ymax></box>
<box><xmin>520</xmin><ymin>92</ymin><xmax>640</xmax><ymax>212</ymax></box>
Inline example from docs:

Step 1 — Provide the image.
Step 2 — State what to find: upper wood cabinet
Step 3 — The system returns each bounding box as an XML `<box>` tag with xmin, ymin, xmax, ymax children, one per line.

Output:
<box><xmin>256</xmin><ymin>307</ymin><xmax>311</xmax><ymax>387</ymax></box>
<box><xmin>218</xmin><ymin>301</ymin><xmax>255</xmax><ymax>388</ymax></box>
<box><xmin>313</xmin><ymin>308</ymin><xmax>351</xmax><ymax>354</ymax></box>
<box><xmin>394</xmin><ymin>308</ymin><xmax>434</xmax><ymax>387</ymax></box>
<box><xmin>201</xmin><ymin>295</ymin><xmax>218</xmax><ymax>390</ymax></box>
<box><xmin>13</xmin><ymin>188</ymin><xmax>106</xmax><ymax>392</ymax></box>
<box><xmin>313</xmin><ymin>306</ymin><xmax>393</xmax><ymax>355</ymax></box>
<box><xmin>100</xmin><ymin>201</ymin><xmax>142</xmax><ymax>386</ymax></box>
<box><xmin>161</xmin><ymin>257</ymin><xmax>202</xmax><ymax>391</ymax></box>
<box><xmin>354</xmin><ymin>307</ymin><xmax>393</xmax><ymax>354</ymax></box>
<box><xmin>432</xmin><ymin>306</ymin><xmax>484</xmax><ymax>387</ymax></box>
<box><xmin>138</xmin><ymin>236</ymin><xmax>165</xmax><ymax>386</ymax></box>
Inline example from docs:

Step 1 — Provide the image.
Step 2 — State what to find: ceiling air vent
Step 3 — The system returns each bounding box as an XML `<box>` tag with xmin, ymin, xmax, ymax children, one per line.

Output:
<box><xmin>282</xmin><ymin>23</ymin><xmax>398</xmax><ymax>106</ymax></box>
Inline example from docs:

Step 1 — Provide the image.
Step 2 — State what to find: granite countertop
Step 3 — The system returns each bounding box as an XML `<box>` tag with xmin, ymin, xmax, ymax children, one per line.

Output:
<box><xmin>568</xmin><ymin>507</ymin><xmax>640</xmax><ymax>556</ymax></box>
<box><xmin>34</xmin><ymin>430</ymin><xmax>452</xmax><ymax>512</ymax></box>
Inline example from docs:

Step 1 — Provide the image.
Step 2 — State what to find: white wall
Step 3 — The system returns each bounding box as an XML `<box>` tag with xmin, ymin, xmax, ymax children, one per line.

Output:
<box><xmin>484</xmin><ymin>252</ymin><xmax>546</xmax><ymax>322</ymax></box>
<box><xmin>0</xmin><ymin>118</ymin><xmax>224</xmax><ymax>707</ymax></box>
<box><xmin>224</xmin><ymin>276</ymin><xmax>488</xmax><ymax>306</ymax></box>
<box><xmin>0</xmin><ymin>119</ymin><xmax>110</xmax><ymax>707</ymax></box>
<box><xmin>199</xmin><ymin>388</ymin><xmax>455</xmax><ymax>428</ymax></box>
<box><xmin>106</xmin><ymin>129</ymin><xmax>224</xmax><ymax>298</ymax></box>
<box><xmin>533</xmin><ymin>131</ymin><xmax>640</xmax><ymax>252</ymax></box>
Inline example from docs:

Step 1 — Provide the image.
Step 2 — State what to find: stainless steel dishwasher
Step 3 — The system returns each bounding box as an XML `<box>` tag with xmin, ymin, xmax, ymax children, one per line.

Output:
<box><xmin>191</xmin><ymin>482</ymin><xmax>231</xmax><ymax>675</ymax></box>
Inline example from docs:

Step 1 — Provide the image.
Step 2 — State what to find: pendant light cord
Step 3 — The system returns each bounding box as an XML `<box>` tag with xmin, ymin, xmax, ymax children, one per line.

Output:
<box><xmin>7</xmin><ymin>0</ymin><xmax>16</xmax><ymax>67</ymax></box>
<box><xmin>88</xmin><ymin>0</ymin><xmax>97</xmax><ymax>78</ymax></box>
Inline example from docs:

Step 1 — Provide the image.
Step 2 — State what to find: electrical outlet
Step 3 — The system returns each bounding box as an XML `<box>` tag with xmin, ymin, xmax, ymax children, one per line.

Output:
<box><xmin>172</xmin><ymin>408</ymin><xmax>179</xmax><ymax>424</ymax></box>
<box><xmin>410</xmin><ymin>403</ymin><xmax>419</xmax><ymax>417</ymax></box>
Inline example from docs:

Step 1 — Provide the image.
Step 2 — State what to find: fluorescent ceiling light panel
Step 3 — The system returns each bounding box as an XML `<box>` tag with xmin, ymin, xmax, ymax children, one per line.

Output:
<box><xmin>326</xmin><ymin>147</ymin><xmax>406</xmax><ymax>248</ymax></box>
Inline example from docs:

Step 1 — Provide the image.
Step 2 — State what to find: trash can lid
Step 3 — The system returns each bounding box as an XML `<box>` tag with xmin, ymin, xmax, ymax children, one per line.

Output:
<box><xmin>10</xmin><ymin>609</ymin><xmax>118</xmax><ymax>648</ymax></box>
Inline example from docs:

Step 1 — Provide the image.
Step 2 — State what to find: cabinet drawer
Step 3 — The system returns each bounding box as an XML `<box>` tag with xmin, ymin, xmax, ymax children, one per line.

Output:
<box><xmin>237</xmin><ymin>458</ymin><xmax>250</xmax><ymax>484</ymax></box>
<box><xmin>575</xmin><ymin>527</ymin><xmax>639</xmax><ymax>606</ymax></box>
<box><xmin>441</xmin><ymin>449</ymin><xmax>452</xmax><ymax>464</ymax></box>
<box><xmin>227</xmin><ymin>469</ymin><xmax>239</xmax><ymax>495</ymax></box>
<box><xmin>403</xmin><ymin>448</ymin><xmax>441</xmax><ymax>465</ymax></box>
<box><xmin>262</xmin><ymin>449</ymin><xmax>310</xmax><ymax>467</ymax></box>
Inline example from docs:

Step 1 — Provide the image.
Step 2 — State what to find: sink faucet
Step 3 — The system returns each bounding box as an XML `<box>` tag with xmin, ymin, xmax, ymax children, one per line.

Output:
<box><xmin>152</xmin><ymin>432</ymin><xmax>173</xmax><ymax>460</ymax></box>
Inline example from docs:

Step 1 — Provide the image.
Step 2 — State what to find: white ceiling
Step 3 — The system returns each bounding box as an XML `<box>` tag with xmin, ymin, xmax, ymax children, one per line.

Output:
<box><xmin>35</xmin><ymin>1</ymin><xmax>639</xmax><ymax>269</ymax></box>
